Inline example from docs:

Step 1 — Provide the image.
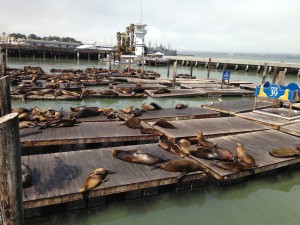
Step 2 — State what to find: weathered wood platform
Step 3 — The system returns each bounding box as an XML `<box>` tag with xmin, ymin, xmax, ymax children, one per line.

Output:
<box><xmin>82</xmin><ymin>89</ymin><xmax>147</xmax><ymax>98</ymax></box>
<box><xmin>20</xmin><ymin>121</ymin><xmax>157</xmax><ymax>147</ymax></box>
<box><xmin>64</xmin><ymin>113</ymin><xmax>119</xmax><ymax>122</ymax></box>
<box><xmin>148</xmin><ymin>117</ymin><xmax>269</xmax><ymax>139</ymax></box>
<box><xmin>240</xmin><ymin>83</ymin><xmax>258</xmax><ymax>91</ymax></box>
<box><xmin>225</xmin><ymin>80</ymin><xmax>253</xmax><ymax>85</ymax></box>
<box><xmin>202</xmin><ymin>99</ymin><xmax>272</xmax><ymax>115</ymax></box>
<box><xmin>280</xmin><ymin>122</ymin><xmax>300</xmax><ymax>137</ymax></box>
<box><xmin>145</xmin><ymin>89</ymin><xmax>207</xmax><ymax>98</ymax></box>
<box><xmin>112</xmin><ymin>83</ymin><xmax>167</xmax><ymax>90</ymax></box>
<box><xmin>181</xmin><ymin>83</ymin><xmax>235</xmax><ymax>89</ymax></box>
<box><xmin>191</xmin><ymin>129</ymin><xmax>300</xmax><ymax>185</ymax></box>
<box><xmin>119</xmin><ymin>107</ymin><xmax>220</xmax><ymax>122</ymax></box>
<box><xmin>203</xmin><ymin>88</ymin><xmax>254</xmax><ymax>97</ymax></box>
<box><xmin>235</xmin><ymin>109</ymin><xmax>300</xmax><ymax>129</ymax></box>
<box><xmin>22</xmin><ymin>144</ymin><xmax>206</xmax><ymax>209</ymax></box>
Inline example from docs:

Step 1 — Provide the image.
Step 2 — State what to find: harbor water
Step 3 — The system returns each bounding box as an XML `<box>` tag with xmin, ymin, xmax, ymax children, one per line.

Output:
<box><xmin>6</xmin><ymin>56</ymin><xmax>300</xmax><ymax>225</ymax></box>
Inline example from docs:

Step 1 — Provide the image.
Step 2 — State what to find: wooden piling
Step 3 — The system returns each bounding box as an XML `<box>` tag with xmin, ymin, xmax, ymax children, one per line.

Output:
<box><xmin>167</xmin><ymin>60</ymin><xmax>170</xmax><ymax>78</ymax></box>
<box><xmin>190</xmin><ymin>61</ymin><xmax>193</xmax><ymax>79</ymax></box>
<box><xmin>207</xmin><ymin>58</ymin><xmax>211</xmax><ymax>78</ymax></box>
<box><xmin>109</xmin><ymin>53</ymin><xmax>112</xmax><ymax>70</ymax></box>
<box><xmin>0</xmin><ymin>76</ymin><xmax>11</xmax><ymax>117</ymax></box>
<box><xmin>0</xmin><ymin>113</ymin><xmax>24</xmax><ymax>225</ymax></box>
<box><xmin>271</xmin><ymin>66</ymin><xmax>277</xmax><ymax>84</ymax></box>
<box><xmin>261</xmin><ymin>63</ymin><xmax>268</xmax><ymax>84</ymax></box>
<box><xmin>172</xmin><ymin>61</ymin><xmax>177</xmax><ymax>88</ymax></box>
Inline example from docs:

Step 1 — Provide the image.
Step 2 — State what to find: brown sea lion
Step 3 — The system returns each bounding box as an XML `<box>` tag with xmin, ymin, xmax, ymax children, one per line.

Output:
<box><xmin>269</xmin><ymin>148</ymin><xmax>300</xmax><ymax>158</ymax></box>
<box><xmin>140</xmin><ymin>128</ymin><xmax>165</xmax><ymax>136</ymax></box>
<box><xmin>236</xmin><ymin>143</ymin><xmax>257</xmax><ymax>167</ymax></box>
<box><xmin>112</xmin><ymin>149</ymin><xmax>168</xmax><ymax>165</ymax></box>
<box><xmin>197</xmin><ymin>131</ymin><xmax>217</xmax><ymax>148</ymax></box>
<box><xmin>175</xmin><ymin>103</ymin><xmax>188</xmax><ymax>109</ymax></box>
<box><xmin>141</xmin><ymin>102</ymin><xmax>156</xmax><ymax>111</ymax></box>
<box><xmin>170</xmin><ymin>141</ymin><xmax>186</xmax><ymax>158</ymax></box>
<box><xmin>122</xmin><ymin>105</ymin><xmax>134</xmax><ymax>114</ymax></box>
<box><xmin>39</xmin><ymin>118</ymin><xmax>80</xmax><ymax>129</ymax></box>
<box><xmin>152</xmin><ymin>159</ymin><xmax>206</xmax><ymax>179</ymax></box>
<box><xmin>18</xmin><ymin>112</ymin><xmax>36</xmax><ymax>121</ymax></box>
<box><xmin>190</xmin><ymin>147</ymin><xmax>221</xmax><ymax>160</ymax></box>
<box><xmin>214</xmin><ymin>148</ymin><xmax>235</xmax><ymax>162</ymax></box>
<box><xmin>132</xmin><ymin>108</ymin><xmax>143</xmax><ymax>117</ymax></box>
<box><xmin>177</xmin><ymin>139</ymin><xmax>191</xmax><ymax>156</ymax></box>
<box><xmin>19</xmin><ymin>121</ymin><xmax>37</xmax><ymax>129</ymax></box>
<box><xmin>150</xmin><ymin>102</ymin><xmax>163</xmax><ymax>110</ymax></box>
<box><xmin>152</xmin><ymin>88</ymin><xmax>171</xmax><ymax>95</ymax></box>
<box><xmin>153</xmin><ymin>119</ymin><xmax>176</xmax><ymax>129</ymax></box>
<box><xmin>214</xmin><ymin>161</ymin><xmax>254</xmax><ymax>172</ymax></box>
<box><xmin>98</xmin><ymin>107</ymin><xmax>114</xmax><ymax>115</ymax></box>
<box><xmin>124</xmin><ymin>117</ymin><xmax>144</xmax><ymax>129</ymax></box>
<box><xmin>12</xmin><ymin>107</ymin><xmax>29</xmax><ymax>115</ymax></box>
<box><xmin>22</xmin><ymin>163</ymin><xmax>33</xmax><ymax>188</ymax></box>
<box><xmin>75</xmin><ymin>108</ymin><xmax>101</xmax><ymax>118</ymax></box>
<box><xmin>79</xmin><ymin>168</ymin><xmax>115</xmax><ymax>193</ymax></box>
<box><xmin>100</xmin><ymin>90</ymin><xmax>119</xmax><ymax>96</ymax></box>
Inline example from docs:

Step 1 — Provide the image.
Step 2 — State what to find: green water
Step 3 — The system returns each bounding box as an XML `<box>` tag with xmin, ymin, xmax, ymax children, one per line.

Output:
<box><xmin>7</xmin><ymin>57</ymin><xmax>300</xmax><ymax>225</ymax></box>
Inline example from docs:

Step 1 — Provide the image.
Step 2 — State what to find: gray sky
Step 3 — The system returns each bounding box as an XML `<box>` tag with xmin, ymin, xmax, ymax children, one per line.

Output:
<box><xmin>1</xmin><ymin>0</ymin><xmax>299</xmax><ymax>54</ymax></box>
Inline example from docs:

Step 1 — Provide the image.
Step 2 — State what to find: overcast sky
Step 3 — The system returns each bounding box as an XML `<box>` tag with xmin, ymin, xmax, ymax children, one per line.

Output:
<box><xmin>1</xmin><ymin>0</ymin><xmax>299</xmax><ymax>54</ymax></box>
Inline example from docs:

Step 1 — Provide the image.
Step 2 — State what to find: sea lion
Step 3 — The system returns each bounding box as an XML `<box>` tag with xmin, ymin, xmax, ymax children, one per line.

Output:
<box><xmin>152</xmin><ymin>159</ymin><xmax>205</xmax><ymax>179</ymax></box>
<box><xmin>153</xmin><ymin>119</ymin><xmax>176</xmax><ymax>129</ymax></box>
<box><xmin>152</xmin><ymin>88</ymin><xmax>171</xmax><ymax>95</ymax></box>
<box><xmin>158</xmin><ymin>135</ymin><xmax>173</xmax><ymax>151</ymax></box>
<box><xmin>150</xmin><ymin>102</ymin><xmax>163</xmax><ymax>110</ymax></box>
<box><xmin>122</xmin><ymin>105</ymin><xmax>134</xmax><ymax>114</ymax></box>
<box><xmin>140</xmin><ymin>128</ymin><xmax>165</xmax><ymax>136</ymax></box>
<box><xmin>12</xmin><ymin>107</ymin><xmax>30</xmax><ymax>115</ymax></box>
<box><xmin>100</xmin><ymin>90</ymin><xmax>119</xmax><ymax>96</ymax></box>
<box><xmin>124</xmin><ymin>117</ymin><xmax>144</xmax><ymax>129</ymax></box>
<box><xmin>112</xmin><ymin>149</ymin><xmax>168</xmax><ymax>165</ymax></box>
<box><xmin>75</xmin><ymin>108</ymin><xmax>101</xmax><ymax>118</ymax></box>
<box><xmin>190</xmin><ymin>147</ymin><xmax>221</xmax><ymax>160</ymax></box>
<box><xmin>19</xmin><ymin>121</ymin><xmax>37</xmax><ymax>129</ymax></box>
<box><xmin>214</xmin><ymin>148</ymin><xmax>235</xmax><ymax>162</ymax></box>
<box><xmin>107</xmin><ymin>111</ymin><xmax>117</xmax><ymax>119</ymax></box>
<box><xmin>22</xmin><ymin>163</ymin><xmax>33</xmax><ymax>188</ymax></box>
<box><xmin>79</xmin><ymin>168</ymin><xmax>115</xmax><ymax>193</ymax></box>
<box><xmin>170</xmin><ymin>141</ymin><xmax>186</xmax><ymax>158</ymax></box>
<box><xmin>269</xmin><ymin>148</ymin><xmax>300</xmax><ymax>158</ymax></box>
<box><xmin>214</xmin><ymin>161</ymin><xmax>254</xmax><ymax>172</ymax></box>
<box><xmin>141</xmin><ymin>102</ymin><xmax>156</xmax><ymax>111</ymax></box>
<box><xmin>236</xmin><ymin>143</ymin><xmax>257</xmax><ymax>167</ymax></box>
<box><xmin>197</xmin><ymin>131</ymin><xmax>217</xmax><ymax>148</ymax></box>
<box><xmin>132</xmin><ymin>108</ymin><xmax>143</xmax><ymax>117</ymax></box>
<box><xmin>39</xmin><ymin>118</ymin><xmax>80</xmax><ymax>129</ymax></box>
<box><xmin>177</xmin><ymin>139</ymin><xmax>191</xmax><ymax>156</ymax></box>
<box><xmin>175</xmin><ymin>103</ymin><xmax>188</xmax><ymax>109</ymax></box>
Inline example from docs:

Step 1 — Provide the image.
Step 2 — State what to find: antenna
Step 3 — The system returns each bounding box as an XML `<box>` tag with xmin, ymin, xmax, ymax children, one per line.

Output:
<box><xmin>140</xmin><ymin>0</ymin><xmax>143</xmax><ymax>24</ymax></box>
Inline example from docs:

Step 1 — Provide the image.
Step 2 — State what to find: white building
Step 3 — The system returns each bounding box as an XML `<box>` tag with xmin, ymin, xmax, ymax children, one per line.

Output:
<box><xmin>134</xmin><ymin>23</ymin><xmax>147</xmax><ymax>56</ymax></box>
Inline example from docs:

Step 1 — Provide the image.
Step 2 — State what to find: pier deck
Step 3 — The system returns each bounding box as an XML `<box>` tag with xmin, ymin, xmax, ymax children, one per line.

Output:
<box><xmin>22</xmin><ymin>144</ymin><xmax>206</xmax><ymax>209</ymax></box>
<box><xmin>20</xmin><ymin>121</ymin><xmax>157</xmax><ymax>147</ymax></box>
<box><xmin>148</xmin><ymin>117</ymin><xmax>269</xmax><ymax>139</ymax></box>
<box><xmin>112</xmin><ymin>83</ymin><xmax>168</xmax><ymax>90</ymax></box>
<box><xmin>119</xmin><ymin>107</ymin><xmax>220</xmax><ymax>122</ymax></box>
<box><xmin>280</xmin><ymin>122</ymin><xmax>300</xmax><ymax>137</ymax></box>
<box><xmin>192</xmin><ymin>129</ymin><xmax>300</xmax><ymax>185</ymax></box>
<box><xmin>145</xmin><ymin>89</ymin><xmax>207</xmax><ymax>98</ymax></box>
<box><xmin>202</xmin><ymin>99</ymin><xmax>272</xmax><ymax>115</ymax></box>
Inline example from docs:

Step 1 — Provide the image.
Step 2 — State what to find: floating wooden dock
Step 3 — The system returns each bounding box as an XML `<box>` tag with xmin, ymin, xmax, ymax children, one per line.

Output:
<box><xmin>204</xmin><ymin>88</ymin><xmax>254</xmax><ymax>97</ymax></box>
<box><xmin>202</xmin><ymin>99</ymin><xmax>272</xmax><ymax>115</ymax></box>
<box><xmin>240</xmin><ymin>83</ymin><xmax>258</xmax><ymax>91</ymax></box>
<box><xmin>112</xmin><ymin>83</ymin><xmax>168</xmax><ymax>90</ymax></box>
<box><xmin>280</xmin><ymin>122</ymin><xmax>300</xmax><ymax>137</ymax></box>
<box><xmin>148</xmin><ymin>117</ymin><xmax>269</xmax><ymax>139</ymax></box>
<box><xmin>145</xmin><ymin>89</ymin><xmax>207</xmax><ymax>98</ymax></box>
<box><xmin>180</xmin><ymin>83</ymin><xmax>234</xmax><ymax>89</ymax></box>
<box><xmin>119</xmin><ymin>107</ymin><xmax>220</xmax><ymax>122</ymax></box>
<box><xmin>22</xmin><ymin>144</ymin><xmax>206</xmax><ymax>211</ymax></box>
<box><xmin>191</xmin><ymin>129</ymin><xmax>300</xmax><ymax>185</ymax></box>
<box><xmin>82</xmin><ymin>89</ymin><xmax>147</xmax><ymax>98</ymax></box>
<box><xmin>235</xmin><ymin>109</ymin><xmax>300</xmax><ymax>129</ymax></box>
<box><xmin>20</xmin><ymin>121</ymin><xmax>157</xmax><ymax>147</ymax></box>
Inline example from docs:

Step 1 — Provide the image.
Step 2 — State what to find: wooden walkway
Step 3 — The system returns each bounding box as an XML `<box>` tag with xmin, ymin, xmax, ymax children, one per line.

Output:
<box><xmin>22</xmin><ymin>144</ymin><xmax>206</xmax><ymax>209</ymax></box>
<box><xmin>145</xmin><ymin>89</ymin><xmax>207</xmax><ymax>98</ymax></box>
<box><xmin>20</xmin><ymin>121</ymin><xmax>157</xmax><ymax>147</ymax></box>
<box><xmin>235</xmin><ymin>110</ymin><xmax>300</xmax><ymax>129</ymax></box>
<box><xmin>119</xmin><ymin>107</ymin><xmax>220</xmax><ymax>122</ymax></box>
<box><xmin>148</xmin><ymin>117</ymin><xmax>269</xmax><ymax>139</ymax></box>
<box><xmin>202</xmin><ymin>99</ymin><xmax>272</xmax><ymax>115</ymax></box>
<box><xmin>191</xmin><ymin>129</ymin><xmax>300</xmax><ymax>185</ymax></box>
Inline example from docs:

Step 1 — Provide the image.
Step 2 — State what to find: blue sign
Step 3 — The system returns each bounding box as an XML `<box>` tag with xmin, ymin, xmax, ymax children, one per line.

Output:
<box><xmin>222</xmin><ymin>70</ymin><xmax>231</xmax><ymax>80</ymax></box>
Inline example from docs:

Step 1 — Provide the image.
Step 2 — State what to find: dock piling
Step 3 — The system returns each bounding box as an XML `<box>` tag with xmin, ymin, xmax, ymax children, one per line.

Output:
<box><xmin>190</xmin><ymin>61</ymin><xmax>193</xmax><ymax>79</ymax></box>
<box><xmin>207</xmin><ymin>58</ymin><xmax>211</xmax><ymax>78</ymax></box>
<box><xmin>172</xmin><ymin>61</ymin><xmax>177</xmax><ymax>87</ymax></box>
<box><xmin>261</xmin><ymin>63</ymin><xmax>268</xmax><ymax>84</ymax></box>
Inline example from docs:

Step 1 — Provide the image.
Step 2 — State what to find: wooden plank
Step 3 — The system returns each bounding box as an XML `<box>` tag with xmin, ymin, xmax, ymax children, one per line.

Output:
<box><xmin>20</xmin><ymin>121</ymin><xmax>158</xmax><ymax>147</ymax></box>
<box><xmin>202</xmin><ymin>99</ymin><xmax>272</xmax><ymax>115</ymax></box>
<box><xmin>148</xmin><ymin>117</ymin><xmax>269</xmax><ymax>139</ymax></box>
<box><xmin>181</xmin><ymin>83</ymin><xmax>234</xmax><ymax>89</ymax></box>
<box><xmin>190</xmin><ymin>129</ymin><xmax>300</xmax><ymax>185</ymax></box>
<box><xmin>112</xmin><ymin>83</ymin><xmax>167</xmax><ymax>90</ymax></box>
<box><xmin>23</xmin><ymin>144</ymin><xmax>206</xmax><ymax>209</ymax></box>
<box><xmin>203</xmin><ymin>88</ymin><xmax>254</xmax><ymax>97</ymax></box>
<box><xmin>280</xmin><ymin>122</ymin><xmax>300</xmax><ymax>137</ymax></box>
<box><xmin>119</xmin><ymin>107</ymin><xmax>220</xmax><ymax>122</ymax></box>
<box><xmin>145</xmin><ymin>89</ymin><xmax>207</xmax><ymax>98</ymax></box>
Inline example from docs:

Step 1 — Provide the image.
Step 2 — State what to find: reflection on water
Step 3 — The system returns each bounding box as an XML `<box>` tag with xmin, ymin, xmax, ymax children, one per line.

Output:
<box><xmin>27</xmin><ymin>170</ymin><xmax>300</xmax><ymax>225</ymax></box>
<box><xmin>8</xmin><ymin>57</ymin><xmax>300</xmax><ymax>225</ymax></box>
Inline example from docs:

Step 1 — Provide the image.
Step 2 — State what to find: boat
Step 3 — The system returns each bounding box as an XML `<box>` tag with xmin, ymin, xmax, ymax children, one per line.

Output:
<box><xmin>145</xmin><ymin>52</ymin><xmax>169</xmax><ymax>66</ymax></box>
